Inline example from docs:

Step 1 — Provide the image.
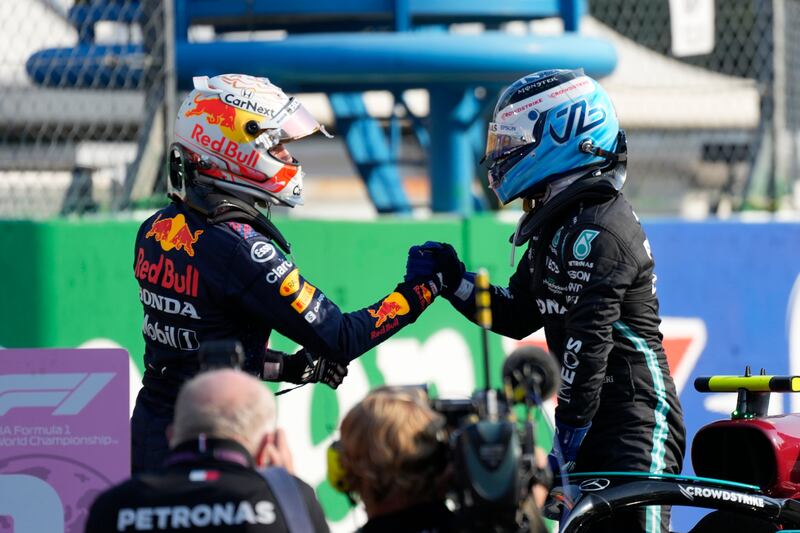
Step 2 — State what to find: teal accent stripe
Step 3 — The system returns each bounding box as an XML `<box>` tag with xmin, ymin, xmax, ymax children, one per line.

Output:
<box><xmin>613</xmin><ymin>320</ymin><xmax>671</xmax><ymax>533</ymax></box>
<box><xmin>565</xmin><ymin>471</ymin><xmax>760</xmax><ymax>491</ymax></box>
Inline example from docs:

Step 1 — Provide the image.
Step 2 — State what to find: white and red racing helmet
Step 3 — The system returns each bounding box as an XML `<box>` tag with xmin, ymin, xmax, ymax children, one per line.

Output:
<box><xmin>174</xmin><ymin>74</ymin><xmax>331</xmax><ymax>207</ymax></box>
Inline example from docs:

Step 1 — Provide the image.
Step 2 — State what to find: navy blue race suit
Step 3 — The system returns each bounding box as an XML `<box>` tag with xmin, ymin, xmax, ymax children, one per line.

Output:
<box><xmin>445</xmin><ymin>185</ymin><xmax>685</xmax><ymax>533</ymax></box>
<box><xmin>132</xmin><ymin>201</ymin><xmax>439</xmax><ymax>472</ymax></box>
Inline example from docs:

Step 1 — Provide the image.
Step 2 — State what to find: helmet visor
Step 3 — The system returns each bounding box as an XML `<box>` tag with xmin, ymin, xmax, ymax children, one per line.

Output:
<box><xmin>484</xmin><ymin>122</ymin><xmax>535</xmax><ymax>165</ymax></box>
<box><xmin>267</xmin><ymin>97</ymin><xmax>325</xmax><ymax>142</ymax></box>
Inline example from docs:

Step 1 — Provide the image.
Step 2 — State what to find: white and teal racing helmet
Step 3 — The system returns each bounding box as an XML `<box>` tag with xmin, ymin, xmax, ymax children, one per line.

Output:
<box><xmin>484</xmin><ymin>69</ymin><xmax>623</xmax><ymax>204</ymax></box>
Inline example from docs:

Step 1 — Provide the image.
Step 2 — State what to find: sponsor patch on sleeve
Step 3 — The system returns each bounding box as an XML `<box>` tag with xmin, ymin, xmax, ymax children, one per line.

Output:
<box><xmin>279</xmin><ymin>269</ymin><xmax>301</xmax><ymax>296</ymax></box>
<box><xmin>368</xmin><ymin>292</ymin><xmax>410</xmax><ymax>328</ymax></box>
<box><xmin>291</xmin><ymin>282</ymin><xmax>316</xmax><ymax>313</ymax></box>
<box><xmin>572</xmin><ymin>229</ymin><xmax>600</xmax><ymax>260</ymax></box>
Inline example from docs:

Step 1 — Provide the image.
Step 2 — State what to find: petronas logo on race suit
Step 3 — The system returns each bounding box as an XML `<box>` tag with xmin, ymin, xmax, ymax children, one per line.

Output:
<box><xmin>573</xmin><ymin>230</ymin><xmax>599</xmax><ymax>260</ymax></box>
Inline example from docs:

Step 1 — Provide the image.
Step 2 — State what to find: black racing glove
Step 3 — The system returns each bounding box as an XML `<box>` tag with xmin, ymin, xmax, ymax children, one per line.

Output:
<box><xmin>405</xmin><ymin>241</ymin><xmax>465</xmax><ymax>296</ymax></box>
<box><xmin>270</xmin><ymin>348</ymin><xmax>348</xmax><ymax>390</ymax></box>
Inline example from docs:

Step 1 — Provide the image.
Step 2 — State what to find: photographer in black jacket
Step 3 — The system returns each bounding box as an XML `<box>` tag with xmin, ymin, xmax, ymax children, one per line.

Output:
<box><xmin>87</xmin><ymin>369</ymin><xmax>328</xmax><ymax>532</ymax></box>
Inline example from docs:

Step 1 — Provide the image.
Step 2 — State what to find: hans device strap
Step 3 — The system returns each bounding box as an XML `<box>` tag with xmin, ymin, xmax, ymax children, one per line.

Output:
<box><xmin>260</xmin><ymin>467</ymin><xmax>314</xmax><ymax>532</ymax></box>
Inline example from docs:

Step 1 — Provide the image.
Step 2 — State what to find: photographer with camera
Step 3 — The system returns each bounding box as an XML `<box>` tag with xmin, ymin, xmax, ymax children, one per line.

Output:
<box><xmin>87</xmin><ymin>369</ymin><xmax>329</xmax><ymax>532</ymax></box>
<box><xmin>334</xmin><ymin>370</ymin><xmax>553</xmax><ymax>533</ymax></box>
<box><xmin>335</xmin><ymin>386</ymin><xmax>457</xmax><ymax>533</ymax></box>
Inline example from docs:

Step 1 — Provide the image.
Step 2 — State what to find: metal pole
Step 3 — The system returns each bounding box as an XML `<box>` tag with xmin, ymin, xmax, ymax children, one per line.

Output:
<box><xmin>428</xmin><ymin>87</ymin><xmax>480</xmax><ymax>214</ymax></box>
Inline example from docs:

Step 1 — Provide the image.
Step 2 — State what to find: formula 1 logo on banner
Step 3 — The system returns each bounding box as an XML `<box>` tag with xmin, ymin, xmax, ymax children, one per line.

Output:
<box><xmin>502</xmin><ymin>316</ymin><xmax>707</xmax><ymax>395</ymax></box>
<box><xmin>0</xmin><ymin>373</ymin><xmax>115</xmax><ymax>416</ymax></box>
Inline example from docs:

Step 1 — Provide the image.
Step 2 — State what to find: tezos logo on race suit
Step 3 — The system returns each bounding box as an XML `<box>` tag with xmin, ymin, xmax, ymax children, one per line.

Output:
<box><xmin>146</xmin><ymin>214</ymin><xmax>204</xmax><ymax>257</ymax></box>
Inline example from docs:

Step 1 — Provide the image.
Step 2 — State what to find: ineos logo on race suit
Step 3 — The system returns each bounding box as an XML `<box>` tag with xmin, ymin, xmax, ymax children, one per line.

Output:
<box><xmin>142</xmin><ymin>314</ymin><xmax>199</xmax><ymax>351</ymax></box>
<box><xmin>250</xmin><ymin>241</ymin><xmax>276</xmax><ymax>263</ymax></box>
<box><xmin>116</xmin><ymin>500</ymin><xmax>277</xmax><ymax>530</ymax></box>
<box><xmin>558</xmin><ymin>337</ymin><xmax>583</xmax><ymax>403</ymax></box>
<box><xmin>139</xmin><ymin>288</ymin><xmax>201</xmax><ymax>319</ymax></box>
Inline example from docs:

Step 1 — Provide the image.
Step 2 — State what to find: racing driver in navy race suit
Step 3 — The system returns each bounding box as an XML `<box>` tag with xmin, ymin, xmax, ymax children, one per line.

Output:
<box><xmin>406</xmin><ymin>70</ymin><xmax>686</xmax><ymax>533</ymax></box>
<box><xmin>132</xmin><ymin>74</ymin><xmax>442</xmax><ymax>473</ymax></box>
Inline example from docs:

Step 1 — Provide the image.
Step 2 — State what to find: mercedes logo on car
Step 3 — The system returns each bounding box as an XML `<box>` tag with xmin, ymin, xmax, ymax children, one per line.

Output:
<box><xmin>579</xmin><ymin>478</ymin><xmax>611</xmax><ymax>492</ymax></box>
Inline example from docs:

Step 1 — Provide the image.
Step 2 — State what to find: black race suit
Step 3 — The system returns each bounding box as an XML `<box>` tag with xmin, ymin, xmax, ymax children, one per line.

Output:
<box><xmin>132</xmin><ymin>201</ymin><xmax>439</xmax><ymax>472</ymax></box>
<box><xmin>446</xmin><ymin>184</ymin><xmax>685</xmax><ymax>533</ymax></box>
<box><xmin>86</xmin><ymin>438</ymin><xmax>329</xmax><ymax>532</ymax></box>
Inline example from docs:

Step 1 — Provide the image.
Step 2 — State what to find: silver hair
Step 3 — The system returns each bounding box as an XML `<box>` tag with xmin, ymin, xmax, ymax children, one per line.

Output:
<box><xmin>171</xmin><ymin>370</ymin><xmax>276</xmax><ymax>452</ymax></box>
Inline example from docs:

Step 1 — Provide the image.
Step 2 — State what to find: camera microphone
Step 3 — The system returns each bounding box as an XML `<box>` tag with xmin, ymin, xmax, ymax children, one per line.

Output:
<box><xmin>502</xmin><ymin>345</ymin><xmax>560</xmax><ymax>404</ymax></box>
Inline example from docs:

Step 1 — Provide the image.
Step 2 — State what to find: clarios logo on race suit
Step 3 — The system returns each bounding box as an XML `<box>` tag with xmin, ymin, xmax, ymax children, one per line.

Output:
<box><xmin>146</xmin><ymin>214</ymin><xmax>204</xmax><ymax>257</ymax></box>
<box><xmin>265</xmin><ymin>260</ymin><xmax>293</xmax><ymax>284</ymax></box>
<box><xmin>116</xmin><ymin>500</ymin><xmax>276</xmax><ymax>531</ymax></box>
<box><xmin>369</xmin><ymin>293</ymin><xmax>410</xmax><ymax>328</ymax></box>
<box><xmin>250</xmin><ymin>241</ymin><xmax>276</xmax><ymax>263</ymax></box>
<box><xmin>142</xmin><ymin>314</ymin><xmax>200</xmax><ymax>351</ymax></box>
<box><xmin>572</xmin><ymin>229</ymin><xmax>599</xmax><ymax>261</ymax></box>
<box><xmin>136</xmin><ymin>248</ymin><xmax>200</xmax><ymax>298</ymax></box>
<box><xmin>678</xmin><ymin>485</ymin><xmax>765</xmax><ymax>509</ymax></box>
<box><xmin>139</xmin><ymin>287</ymin><xmax>200</xmax><ymax>319</ymax></box>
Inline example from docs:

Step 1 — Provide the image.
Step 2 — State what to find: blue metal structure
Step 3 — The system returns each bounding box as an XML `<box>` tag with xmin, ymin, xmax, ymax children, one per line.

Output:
<box><xmin>26</xmin><ymin>0</ymin><xmax>617</xmax><ymax>214</ymax></box>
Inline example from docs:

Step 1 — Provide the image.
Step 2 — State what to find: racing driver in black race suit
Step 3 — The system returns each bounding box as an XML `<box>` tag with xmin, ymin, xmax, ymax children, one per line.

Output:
<box><xmin>132</xmin><ymin>74</ymin><xmax>442</xmax><ymax>473</ymax></box>
<box><xmin>406</xmin><ymin>70</ymin><xmax>685</xmax><ymax>533</ymax></box>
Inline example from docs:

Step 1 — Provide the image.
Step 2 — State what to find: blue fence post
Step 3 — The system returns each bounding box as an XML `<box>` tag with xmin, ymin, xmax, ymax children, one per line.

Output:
<box><xmin>328</xmin><ymin>92</ymin><xmax>412</xmax><ymax>214</ymax></box>
<box><xmin>428</xmin><ymin>87</ymin><xmax>482</xmax><ymax>214</ymax></box>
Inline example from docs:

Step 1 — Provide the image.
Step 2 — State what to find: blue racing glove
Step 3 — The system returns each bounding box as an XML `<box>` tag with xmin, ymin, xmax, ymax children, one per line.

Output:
<box><xmin>547</xmin><ymin>419</ymin><xmax>591</xmax><ymax>482</ymax></box>
<box><xmin>544</xmin><ymin>420</ymin><xmax>591</xmax><ymax>521</ymax></box>
<box><xmin>405</xmin><ymin>241</ymin><xmax>465</xmax><ymax>296</ymax></box>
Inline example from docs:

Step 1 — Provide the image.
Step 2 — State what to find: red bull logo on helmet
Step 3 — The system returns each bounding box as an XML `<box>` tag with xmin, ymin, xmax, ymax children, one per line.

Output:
<box><xmin>185</xmin><ymin>94</ymin><xmax>236</xmax><ymax>129</ymax></box>
<box><xmin>145</xmin><ymin>214</ymin><xmax>204</xmax><ymax>257</ymax></box>
<box><xmin>368</xmin><ymin>292</ymin><xmax>410</xmax><ymax>328</ymax></box>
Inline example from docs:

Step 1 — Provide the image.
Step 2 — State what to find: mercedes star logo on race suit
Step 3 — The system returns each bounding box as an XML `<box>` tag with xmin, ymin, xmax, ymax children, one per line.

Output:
<box><xmin>579</xmin><ymin>478</ymin><xmax>611</xmax><ymax>492</ymax></box>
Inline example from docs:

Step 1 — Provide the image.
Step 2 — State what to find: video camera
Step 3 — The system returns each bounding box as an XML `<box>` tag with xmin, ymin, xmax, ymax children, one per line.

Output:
<box><xmin>429</xmin><ymin>345</ymin><xmax>559</xmax><ymax>533</ymax></box>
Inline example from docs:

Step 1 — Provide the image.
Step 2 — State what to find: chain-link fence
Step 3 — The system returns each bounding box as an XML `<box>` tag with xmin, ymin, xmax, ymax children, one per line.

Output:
<box><xmin>0</xmin><ymin>0</ymin><xmax>171</xmax><ymax>218</ymax></box>
<box><xmin>1</xmin><ymin>1</ymin><xmax>797</xmax><ymax>218</ymax></box>
<box><xmin>588</xmin><ymin>0</ymin><xmax>799</xmax><ymax>215</ymax></box>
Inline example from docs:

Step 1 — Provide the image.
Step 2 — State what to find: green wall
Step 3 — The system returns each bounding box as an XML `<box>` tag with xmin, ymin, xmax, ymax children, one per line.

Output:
<box><xmin>0</xmin><ymin>215</ymin><xmax>550</xmax><ymax>525</ymax></box>
<box><xmin>0</xmin><ymin>215</ymin><xmax>521</xmax><ymax>383</ymax></box>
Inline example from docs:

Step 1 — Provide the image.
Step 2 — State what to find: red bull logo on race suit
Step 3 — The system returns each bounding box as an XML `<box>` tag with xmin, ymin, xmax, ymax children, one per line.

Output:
<box><xmin>145</xmin><ymin>214</ymin><xmax>204</xmax><ymax>257</ymax></box>
<box><xmin>368</xmin><ymin>292</ymin><xmax>410</xmax><ymax>328</ymax></box>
